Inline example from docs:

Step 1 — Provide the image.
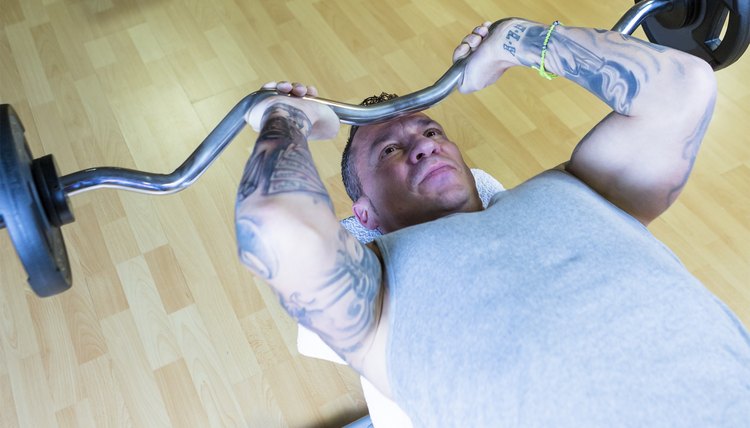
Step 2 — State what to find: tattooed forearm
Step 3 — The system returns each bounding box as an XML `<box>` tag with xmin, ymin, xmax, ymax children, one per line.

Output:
<box><xmin>237</xmin><ymin>104</ymin><xmax>333</xmax><ymax>210</ymax></box>
<box><xmin>536</xmin><ymin>25</ymin><xmax>640</xmax><ymax>114</ymax></box>
<box><xmin>504</xmin><ymin>23</ymin><xmax>675</xmax><ymax>116</ymax></box>
<box><xmin>279</xmin><ymin>229</ymin><xmax>381</xmax><ymax>357</ymax></box>
<box><xmin>556</xmin><ymin>41</ymin><xmax>639</xmax><ymax>114</ymax></box>
<box><xmin>667</xmin><ymin>96</ymin><xmax>716</xmax><ymax>205</ymax></box>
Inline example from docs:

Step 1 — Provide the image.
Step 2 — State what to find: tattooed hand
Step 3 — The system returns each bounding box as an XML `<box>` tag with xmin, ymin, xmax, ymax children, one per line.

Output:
<box><xmin>245</xmin><ymin>81</ymin><xmax>340</xmax><ymax>141</ymax></box>
<box><xmin>453</xmin><ymin>19</ymin><xmax>523</xmax><ymax>93</ymax></box>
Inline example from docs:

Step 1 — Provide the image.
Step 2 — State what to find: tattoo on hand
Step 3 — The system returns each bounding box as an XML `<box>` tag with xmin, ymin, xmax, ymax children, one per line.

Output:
<box><xmin>503</xmin><ymin>23</ymin><xmax>528</xmax><ymax>57</ymax></box>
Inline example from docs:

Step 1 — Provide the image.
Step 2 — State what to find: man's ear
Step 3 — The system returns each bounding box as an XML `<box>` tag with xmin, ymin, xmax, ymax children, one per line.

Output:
<box><xmin>352</xmin><ymin>196</ymin><xmax>380</xmax><ymax>231</ymax></box>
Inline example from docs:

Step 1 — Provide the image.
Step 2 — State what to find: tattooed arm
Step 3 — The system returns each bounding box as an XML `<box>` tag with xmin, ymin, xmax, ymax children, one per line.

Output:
<box><xmin>236</xmin><ymin>87</ymin><xmax>389</xmax><ymax>394</ymax></box>
<box><xmin>457</xmin><ymin>19</ymin><xmax>717</xmax><ymax>224</ymax></box>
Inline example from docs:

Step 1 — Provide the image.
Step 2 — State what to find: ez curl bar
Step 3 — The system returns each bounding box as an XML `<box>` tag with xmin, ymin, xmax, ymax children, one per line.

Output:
<box><xmin>1</xmin><ymin>0</ymin><xmax>749</xmax><ymax>297</ymax></box>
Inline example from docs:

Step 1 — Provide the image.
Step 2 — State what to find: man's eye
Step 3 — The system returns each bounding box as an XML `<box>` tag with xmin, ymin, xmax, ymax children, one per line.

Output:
<box><xmin>382</xmin><ymin>145</ymin><xmax>397</xmax><ymax>157</ymax></box>
<box><xmin>424</xmin><ymin>128</ymin><xmax>442</xmax><ymax>138</ymax></box>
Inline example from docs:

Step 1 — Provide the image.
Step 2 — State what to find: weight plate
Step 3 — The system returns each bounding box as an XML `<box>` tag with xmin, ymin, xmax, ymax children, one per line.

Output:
<box><xmin>638</xmin><ymin>0</ymin><xmax>750</xmax><ymax>70</ymax></box>
<box><xmin>0</xmin><ymin>104</ymin><xmax>72</xmax><ymax>297</ymax></box>
<box><xmin>32</xmin><ymin>154</ymin><xmax>75</xmax><ymax>228</ymax></box>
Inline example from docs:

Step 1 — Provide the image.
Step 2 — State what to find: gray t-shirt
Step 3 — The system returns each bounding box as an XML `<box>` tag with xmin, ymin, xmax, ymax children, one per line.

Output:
<box><xmin>375</xmin><ymin>170</ymin><xmax>750</xmax><ymax>427</ymax></box>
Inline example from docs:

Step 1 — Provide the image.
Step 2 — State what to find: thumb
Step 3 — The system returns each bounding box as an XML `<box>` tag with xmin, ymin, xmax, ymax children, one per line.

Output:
<box><xmin>308</xmin><ymin>105</ymin><xmax>340</xmax><ymax>140</ymax></box>
<box><xmin>458</xmin><ymin>60</ymin><xmax>507</xmax><ymax>94</ymax></box>
<box><xmin>453</xmin><ymin>44</ymin><xmax>471</xmax><ymax>63</ymax></box>
<box><xmin>244</xmin><ymin>103</ymin><xmax>265</xmax><ymax>132</ymax></box>
<box><xmin>244</xmin><ymin>97</ymin><xmax>280</xmax><ymax>132</ymax></box>
<box><xmin>458</xmin><ymin>63</ymin><xmax>484</xmax><ymax>94</ymax></box>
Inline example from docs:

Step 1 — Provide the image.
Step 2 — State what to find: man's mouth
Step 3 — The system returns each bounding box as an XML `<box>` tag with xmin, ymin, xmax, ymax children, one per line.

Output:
<box><xmin>418</xmin><ymin>163</ymin><xmax>454</xmax><ymax>184</ymax></box>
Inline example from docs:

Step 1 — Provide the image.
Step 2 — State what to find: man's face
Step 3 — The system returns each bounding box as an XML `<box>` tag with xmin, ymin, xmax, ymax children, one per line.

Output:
<box><xmin>351</xmin><ymin>113</ymin><xmax>482</xmax><ymax>233</ymax></box>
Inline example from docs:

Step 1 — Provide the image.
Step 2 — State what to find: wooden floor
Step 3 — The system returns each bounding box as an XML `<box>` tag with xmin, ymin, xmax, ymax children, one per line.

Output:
<box><xmin>1</xmin><ymin>0</ymin><xmax>749</xmax><ymax>426</ymax></box>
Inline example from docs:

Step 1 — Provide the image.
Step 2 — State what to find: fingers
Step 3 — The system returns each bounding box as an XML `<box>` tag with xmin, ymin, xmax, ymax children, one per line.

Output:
<box><xmin>463</xmin><ymin>34</ymin><xmax>483</xmax><ymax>48</ymax></box>
<box><xmin>261</xmin><ymin>81</ymin><xmax>318</xmax><ymax>98</ymax></box>
<box><xmin>277</xmin><ymin>81</ymin><xmax>294</xmax><ymax>94</ymax></box>
<box><xmin>453</xmin><ymin>44</ymin><xmax>470</xmax><ymax>62</ymax></box>
<box><xmin>473</xmin><ymin>23</ymin><xmax>490</xmax><ymax>38</ymax></box>
<box><xmin>453</xmin><ymin>21</ymin><xmax>493</xmax><ymax>63</ymax></box>
<box><xmin>291</xmin><ymin>83</ymin><xmax>308</xmax><ymax>97</ymax></box>
<box><xmin>454</xmin><ymin>35</ymin><xmax>482</xmax><ymax>62</ymax></box>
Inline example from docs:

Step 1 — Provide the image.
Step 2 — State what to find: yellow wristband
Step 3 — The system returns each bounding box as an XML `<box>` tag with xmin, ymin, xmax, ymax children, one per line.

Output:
<box><xmin>532</xmin><ymin>21</ymin><xmax>561</xmax><ymax>80</ymax></box>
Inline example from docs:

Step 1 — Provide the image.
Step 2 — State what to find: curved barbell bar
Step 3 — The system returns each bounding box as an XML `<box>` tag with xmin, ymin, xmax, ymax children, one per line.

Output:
<box><xmin>60</xmin><ymin>53</ymin><xmax>468</xmax><ymax>196</ymax></box>
<box><xmin>60</xmin><ymin>0</ymin><xmax>663</xmax><ymax>197</ymax></box>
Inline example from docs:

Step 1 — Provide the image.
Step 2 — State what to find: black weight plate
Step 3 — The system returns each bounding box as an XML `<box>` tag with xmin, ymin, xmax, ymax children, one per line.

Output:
<box><xmin>639</xmin><ymin>0</ymin><xmax>750</xmax><ymax>70</ymax></box>
<box><xmin>0</xmin><ymin>104</ymin><xmax>72</xmax><ymax>297</ymax></box>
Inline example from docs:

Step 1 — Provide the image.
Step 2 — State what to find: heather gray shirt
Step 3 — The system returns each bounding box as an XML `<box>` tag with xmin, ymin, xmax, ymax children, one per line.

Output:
<box><xmin>375</xmin><ymin>170</ymin><xmax>750</xmax><ymax>427</ymax></box>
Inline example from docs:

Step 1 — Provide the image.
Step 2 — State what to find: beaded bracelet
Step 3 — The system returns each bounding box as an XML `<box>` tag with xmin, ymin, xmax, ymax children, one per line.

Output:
<box><xmin>532</xmin><ymin>21</ymin><xmax>561</xmax><ymax>80</ymax></box>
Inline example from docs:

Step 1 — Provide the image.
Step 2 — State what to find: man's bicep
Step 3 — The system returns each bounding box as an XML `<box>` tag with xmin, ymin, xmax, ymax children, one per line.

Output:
<box><xmin>565</xmin><ymin>106</ymin><xmax>712</xmax><ymax>224</ymax></box>
<box><xmin>278</xmin><ymin>228</ymin><xmax>383</xmax><ymax>360</ymax></box>
<box><xmin>237</xmin><ymin>213</ymin><xmax>384</xmax><ymax>365</ymax></box>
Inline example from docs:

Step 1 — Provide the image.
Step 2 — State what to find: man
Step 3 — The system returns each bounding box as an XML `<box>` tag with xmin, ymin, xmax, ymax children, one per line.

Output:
<box><xmin>236</xmin><ymin>18</ymin><xmax>750</xmax><ymax>426</ymax></box>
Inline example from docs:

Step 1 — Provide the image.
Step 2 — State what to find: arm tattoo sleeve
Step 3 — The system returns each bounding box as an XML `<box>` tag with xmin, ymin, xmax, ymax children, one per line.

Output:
<box><xmin>510</xmin><ymin>24</ymin><xmax>671</xmax><ymax>116</ymax></box>
<box><xmin>236</xmin><ymin>104</ymin><xmax>380</xmax><ymax>358</ymax></box>
<box><xmin>237</xmin><ymin>103</ymin><xmax>333</xmax><ymax>210</ymax></box>
<box><xmin>279</xmin><ymin>229</ymin><xmax>382</xmax><ymax>357</ymax></box>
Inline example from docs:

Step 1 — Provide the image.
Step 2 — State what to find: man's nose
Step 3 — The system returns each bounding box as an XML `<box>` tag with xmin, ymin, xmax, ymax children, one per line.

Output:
<box><xmin>409</xmin><ymin>137</ymin><xmax>439</xmax><ymax>163</ymax></box>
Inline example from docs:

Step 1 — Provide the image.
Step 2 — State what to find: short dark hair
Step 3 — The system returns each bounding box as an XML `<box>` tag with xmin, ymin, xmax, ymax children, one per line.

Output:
<box><xmin>341</xmin><ymin>92</ymin><xmax>399</xmax><ymax>202</ymax></box>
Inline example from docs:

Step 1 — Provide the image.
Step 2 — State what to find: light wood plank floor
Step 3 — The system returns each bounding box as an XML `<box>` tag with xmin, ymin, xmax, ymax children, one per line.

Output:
<box><xmin>1</xmin><ymin>0</ymin><xmax>749</xmax><ymax>426</ymax></box>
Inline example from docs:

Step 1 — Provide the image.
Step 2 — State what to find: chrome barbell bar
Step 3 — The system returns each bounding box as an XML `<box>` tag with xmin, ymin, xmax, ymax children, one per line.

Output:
<box><xmin>60</xmin><ymin>0</ymin><xmax>668</xmax><ymax>197</ymax></box>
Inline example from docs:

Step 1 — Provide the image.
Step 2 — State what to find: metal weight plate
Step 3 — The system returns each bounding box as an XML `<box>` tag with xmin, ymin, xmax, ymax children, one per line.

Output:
<box><xmin>638</xmin><ymin>0</ymin><xmax>750</xmax><ymax>70</ymax></box>
<box><xmin>0</xmin><ymin>104</ymin><xmax>72</xmax><ymax>297</ymax></box>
